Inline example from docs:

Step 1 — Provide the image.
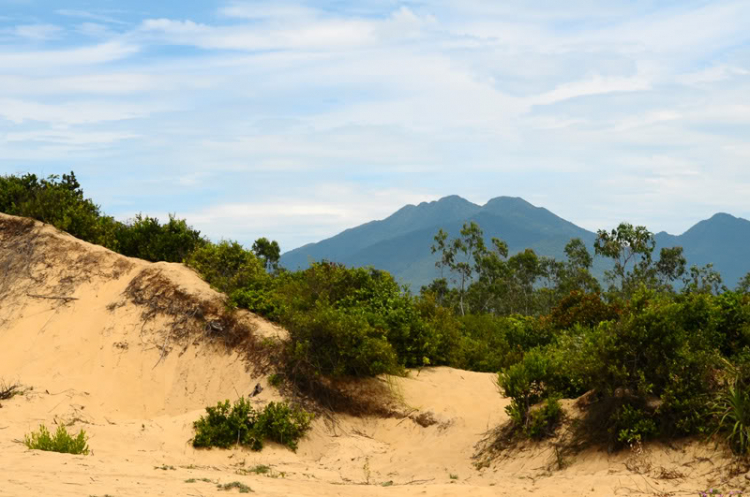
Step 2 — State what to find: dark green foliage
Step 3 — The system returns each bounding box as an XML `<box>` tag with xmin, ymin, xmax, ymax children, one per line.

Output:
<box><xmin>193</xmin><ymin>398</ymin><xmax>312</xmax><ymax>452</ymax></box>
<box><xmin>499</xmin><ymin>349</ymin><xmax>553</xmax><ymax>428</ymax></box>
<box><xmin>115</xmin><ymin>214</ymin><xmax>206</xmax><ymax>263</ymax></box>
<box><xmin>185</xmin><ymin>241</ymin><xmax>269</xmax><ymax>295</ymax></box>
<box><xmin>254</xmin><ymin>401</ymin><xmax>314</xmax><ymax>451</ymax></box>
<box><xmin>283</xmin><ymin>302</ymin><xmax>400</xmax><ymax>378</ymax></box>
<box><xmin>24</xmin><ymin>424</ymin><xmax>90</xmax><ymax>455</ymax></box>
<box><xmin>252</xmin><ymin>237</ymin><xmax>281</xmax><ymax>272</ymax></box>
<box><xmin>0</xmin><ymin>172</ymin><xmax>116</xmax><ymax>247</ymax></box>
<box><xmin>526</xmin><ymin>396</ymin><xmax>563</xmax><ymax>440</ymax></box>
<box><xmin>613</xmin><ymin>404</ymin><xmax>658</xmax><ymax>446</ymax></box>
<box><xmin>545</xmin><ymin>291</ymin><xmax>620</xmax><ymax>331</ymax></box>
<box><xmin>0</xmin><ymin>171</ymin><xmax>206</xmax><ymax>264</ymax></box>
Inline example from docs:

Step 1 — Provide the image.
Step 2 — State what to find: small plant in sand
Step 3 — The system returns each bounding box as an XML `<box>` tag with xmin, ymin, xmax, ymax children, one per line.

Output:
<box><xmin>699</xmin><ymin>490</ymin><xmax>743</xmax><ymax>496</ymax></box>
<box><xmin>24</xmin><ymin>424</ymin><xmax>90</xmax><ymax>455</ymax></box>
<box><xmin>193</xmin><ymin>398</ymin><xmax>313</xmax><ymax>452</ymax></box>
<box><xmin>0</xmin><ymin>380</ymin><xmax>23</xmax><ymax>407</ymax></box>
<box><xmin>217</xmin><ymin>481</ymin><xmax>252</xmax><ymax>493</ymax></box>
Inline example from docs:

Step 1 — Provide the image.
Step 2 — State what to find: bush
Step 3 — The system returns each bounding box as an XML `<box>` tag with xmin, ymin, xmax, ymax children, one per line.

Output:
<box><xmin>613</xmin><ymin>404</ymin><xmax>658</xmax><ymax>446</ymax></box>
<box><xmin>713</xmin><ymin>357</ymin><xmax>750</xmax><ymax>455</ymax></box>
<box><xmin>115</xmin><ymin>214</ymin><xmax>206</xmax><ymax>263</ymax></box>
<box><xmin>526</xmin><ymin>396</ymin><xmax>563</xmax><ymax>440</ymax></box>
<box><xmin>186</xmin><ymin>241</ymin><xmax>269</xmax><ymax>295</ymax></box>
<box><xmin>254</xmin><ymin>401</ymin><xmax>314</xmax><ymax>451</ymax></box>
<box><xmin>283</xmin><ymin>301</ymin><xmax>400</xmax><ymax>378</ymax></box>
<box><xmin>499</xmin><ymin>348</ymin><xmax>554</xmax><ymax>430</ymax></box>
<box><xmin>0</xmin><ymin>172</ymin><xmax>115</xmax><ymax>247</ymax></box>
<box><xmin>24</xmin><ymin>424</ymin><xmax>90</xmax><ymax>455</ymax></box>
<box><xmin>193</xmin><ymin>398</ymin><xmax>312</xmax><ymax>452</ymax></box>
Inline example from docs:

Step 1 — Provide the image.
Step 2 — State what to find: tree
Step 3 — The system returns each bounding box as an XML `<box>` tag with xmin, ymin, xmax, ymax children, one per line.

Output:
<box><xmin>738</xmin><ymin>272</ymin><xmax>750</xmax><ymax>294</ymax></box>
<box><xmin>682</xmin><ymin>264</ymin><xmax>725</xmax><ymax>295</ymax></box>
<box><xmin>594</xmin><ymin>223</ymin><xmax>686</xmax><ymax>297</ymax></box>
<box><xmin>252</xmin><ymin>237</ymin><xmax>281</xmax><ymax>272</ymax></box>
<box><xmin>556</xmin><ymin>238</ymin><xmax>600</xmax><ymax>295</ymax></box>
<box><xmin>430</xmin><ymin>222</ymin><xmax>486</xmax><ymax>315</ymax></box>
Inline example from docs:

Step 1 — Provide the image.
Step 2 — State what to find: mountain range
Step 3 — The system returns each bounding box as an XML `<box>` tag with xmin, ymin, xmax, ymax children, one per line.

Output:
<box><xmin>280</xmin><ymin>196</ymin><xmax>750</xmax><ymax>290</ymax></box>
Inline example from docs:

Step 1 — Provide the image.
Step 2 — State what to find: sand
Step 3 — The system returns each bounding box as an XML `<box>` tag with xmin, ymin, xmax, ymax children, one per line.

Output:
<box><xmin>0</xmin><ymin>212</ymin><xmax>746</xmax><ymax>496</ymax></box>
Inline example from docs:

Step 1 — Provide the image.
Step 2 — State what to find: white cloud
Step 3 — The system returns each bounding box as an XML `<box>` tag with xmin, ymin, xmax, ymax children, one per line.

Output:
<box><xmin>4</xmin><ymin>129</ymin><xmax>139</xmax><ymax>145</ymax></box>
<box><xmin>0</xmin><ymin>98</ymin><xmax>155</xmax><ymax>125</ymax></box>
<box><xmin>7</xmin><ymin>24</ymin><xmax>63</xmax><ymax>41</ymax></box>
<box><xmin>533</xmin><ymin>74</ymin><xmax>652</xmax><ymax>106</ymax></box>
<box><xmin>0</xmin><ymin>41</ymin><xmax>138</xmax><ymax>69</ymax></box>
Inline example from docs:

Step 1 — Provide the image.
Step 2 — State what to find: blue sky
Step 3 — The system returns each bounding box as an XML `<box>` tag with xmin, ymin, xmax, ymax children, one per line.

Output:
<box><xmin>1</xmin><ymin>1</ymin><xmax>749</xmax><ymax>251</ymax></box>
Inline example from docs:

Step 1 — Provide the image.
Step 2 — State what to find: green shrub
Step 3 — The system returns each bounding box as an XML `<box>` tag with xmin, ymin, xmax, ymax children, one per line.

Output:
<box><xmin>115</xmin><ymin>214</ymin><xmax>206</xmax><ymax>263</ymax></box>
<box><xmin>614</xmin><ymin>404</ymin><xmax>658</xmax><ymax>446</ymax></box>
<box><xmin>713</xmin><ymin>357</ymin><xmax>750</xmax><ymax>455</ymax></box>
<box><xmin>526</xmin><ymin>396</ymin><xmax>563</xmax><ymax>440</ymax></box>
<box><xmin>499</xmin><ymin>348</ymin><xmax>553</xmax><ymax>430</ymax></box>
<box><xmin>24</xmin><ymin>424</ymin><xmax>90</xmax><ymax>455</ymax></box>
<box><xmin>255</xmin><ymin>401</ymin><xmax>314</xmax><ymax>451</ymax></box>
<box><xmin>186</xmin><ymin>241</ymin><xmax>269</xmax><ymax>295</ymax></box>
<box><xmin>0</xmin><ymin>172</ymin><xmax>116</xmax><ymax>247</ymax></box>
<box><xmin>283</xmin><ymin>301</ymin><xmax>400</xmax><ymax>378</ymax></box>
<box><xmin>545</xmin><ymin>291</ymin><xmax>620</xmax><ymax>331</ymax></box>
<box><xmin>193</xmin><ymin>398</ymin><xmax>312</xmax><ymax>452</ymax></box>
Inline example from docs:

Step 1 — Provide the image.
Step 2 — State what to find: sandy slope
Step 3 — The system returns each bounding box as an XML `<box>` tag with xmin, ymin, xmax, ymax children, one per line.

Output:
<box><xmin>0</xmin><ymin>213</ymin><xmax>746</xmax><ymax>496</ymax></box>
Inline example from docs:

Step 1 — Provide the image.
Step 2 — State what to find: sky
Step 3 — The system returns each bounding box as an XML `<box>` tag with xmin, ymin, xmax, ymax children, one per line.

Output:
<box><xmin>1</xmin><ymin>0</ymin><xmax>749</xmax><ymax>251</ymax></box>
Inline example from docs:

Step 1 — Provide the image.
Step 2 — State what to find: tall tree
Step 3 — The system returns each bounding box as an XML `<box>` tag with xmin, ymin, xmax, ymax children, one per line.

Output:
<box><xmin>431</xmin><ymin>222</ymin><xmax>486</xmax><ymax>315</ymax></box>
<box><xmin>252</xmin><ymin>237</ymin><xmax>281</xmax><ymax>272</ymax></box>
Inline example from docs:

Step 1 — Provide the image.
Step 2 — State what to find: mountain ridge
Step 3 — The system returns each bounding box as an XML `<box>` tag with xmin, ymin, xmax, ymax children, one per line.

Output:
<box><xmin>281</xmin><ymin>196</ymin><xmax>750</xmax><ymax>290</ymax></box>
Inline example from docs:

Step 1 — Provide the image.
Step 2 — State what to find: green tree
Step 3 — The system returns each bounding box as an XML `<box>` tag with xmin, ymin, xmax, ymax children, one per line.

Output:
<box><xmin>682</xmin><ymin>263</ymin><xmax>725</xmax><ymax>295</ymax></box>
<box><xmin>431</xmin><ymin>222</ymin><xmax>486</xmax><ymax>315</ymax></box>
<box><xmin>252</xmin><ymin>237</ymin><xmax>281</xmax><ymax>272</ymax></box>
<box><xmin>738</xmin><ymin>272</ymin><xmax>750</xmax><ymax>294</ymax></box>
<box><xmin>594</xmin><ymin>223</ymin><xmax>686</xmax><ymax>297</ymax></box>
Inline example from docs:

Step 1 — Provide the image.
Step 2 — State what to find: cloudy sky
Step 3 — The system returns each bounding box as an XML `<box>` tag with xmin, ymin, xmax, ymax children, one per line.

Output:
<box><xmin>1</xmin><ymin>1</ymin><xmax>749</xmax><ymax>251</ymax></box>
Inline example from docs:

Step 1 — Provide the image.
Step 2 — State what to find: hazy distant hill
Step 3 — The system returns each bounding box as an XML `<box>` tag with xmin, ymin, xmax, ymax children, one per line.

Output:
<box><xmin>281</xmin><ymin>196</ymin><xmax>750</xmax><ymax>290</ymax></box>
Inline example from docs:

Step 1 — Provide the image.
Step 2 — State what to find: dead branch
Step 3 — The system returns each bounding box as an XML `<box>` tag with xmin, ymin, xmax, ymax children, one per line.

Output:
<box><xmin>26</xmin><ymin>293</ymin><xmax>79</xmax><ymax>302</ymax></box>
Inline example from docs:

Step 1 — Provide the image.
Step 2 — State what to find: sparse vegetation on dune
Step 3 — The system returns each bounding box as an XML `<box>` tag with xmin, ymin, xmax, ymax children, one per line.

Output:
<box><xmin>192</xmin><ymin>398</ymin><xmax>313</xmax><ymax>452</ymax></box>
<box><xmin>24</xmin><ymin>424</ymin><xmax>90</xmax><ymax>455</ymax></box>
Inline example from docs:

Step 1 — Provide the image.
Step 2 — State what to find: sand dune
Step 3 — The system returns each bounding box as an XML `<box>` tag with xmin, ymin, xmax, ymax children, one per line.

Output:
<box><xmin>0</xmin><ymin>213</ymin><xmax>745</xmax><ymax>496</ymax></box>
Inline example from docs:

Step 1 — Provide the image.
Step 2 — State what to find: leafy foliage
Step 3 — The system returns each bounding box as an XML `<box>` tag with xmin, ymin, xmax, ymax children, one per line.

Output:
<box><xmin>193</xmin><ymin>398</ymin><xmax>312</xmax><ymax>452</ymax></box>
<box><xmin>24</xmin><ymin>424</ymin><xmax>90</xmax><ymax>455</ymax></box>
<box><xmin>115</xmin><ymin>213</ymin><xmax>206</xmax><ymax>263</ymax></box>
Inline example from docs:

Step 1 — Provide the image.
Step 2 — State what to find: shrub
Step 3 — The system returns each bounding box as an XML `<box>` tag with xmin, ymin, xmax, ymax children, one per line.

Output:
<box><xmin>713</xmin><ymin>358</ymin><xmax>750</xmax><ymax>455</ymax></box>
<box><xmin>614</xmin><ymin>404</ymin><xmax>658</xmax><ymax>446</ymax></box>
<box><xmin>186</xmin><ymin>241</ymin><xmax>269</xmax><ymax>296</ymax></box>
<box><xmin>24</xmin><ymin>424</ymin><xmax>90</xmax><ymax>455</ymax></box>
<box><xmin>545</xmin><ymin>291</ymin><xmax>620</xmax><ymax>331</ymax></box>
<box><xmin>0</xmin><ymin>172</ymin><xmax>115</xmax><ymax>247</ymax></box>
<box><xmin>115</xmin><ymin>214</ymin><xmax>206</xmax><ymax>263</ymax></box>
<box><xmin>193</xmin><ymin>398</ymin><xmax>312</xmax><ymax>452</ymax></box>
<box><xmin>498</xmin><ymin>348</ymin><xmax>554</xmax><ymax>430</ymax></box>
<box><xmin>282</xmin><ymin>302</ymin><xmax>400</xmax><ymax>378</ymax></box>
<box><xmin>255</xmin><ymin>401</ymin><xmax>314</xmax><ymax>451</ymax></box>
<box><xmin>526</xmin><ymin>396</ymin><xmax>563</xmax><ymax>439</ymax></box>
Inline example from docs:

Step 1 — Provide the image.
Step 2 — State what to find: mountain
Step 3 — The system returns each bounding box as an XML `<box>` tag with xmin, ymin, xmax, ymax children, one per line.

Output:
<box><xmin>280</xmin><ymin>196</ymin><xmax>750</xmax><ymax>290</ymax></box>
<box><xmin>655</xmin><ymin>213</ymin><xmax>750</xmax><ymax>288</ymax></box>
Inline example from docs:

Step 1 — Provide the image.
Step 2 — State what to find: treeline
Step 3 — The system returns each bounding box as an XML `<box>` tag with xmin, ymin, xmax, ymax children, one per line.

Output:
<box><xmin>3</xmin><ymin>171</ymin><xmax>750</xmax><ymax>455</ymax></box>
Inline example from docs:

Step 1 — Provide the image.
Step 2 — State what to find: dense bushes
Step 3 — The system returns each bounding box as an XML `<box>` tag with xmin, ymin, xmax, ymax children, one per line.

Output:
<box><xmin>115</xmin><ymin>214</ymin><xmax>206</xmax><ymax>263</ymax></box>
<box><xmin>193</xmin><ymin>398</ymin><xmax>313</xmax><ymax>451</ymax></box>
<box><xmin>0</xmin><ymin>172</ymin><xmax>116</xmax><ymax>246</ymax></box>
